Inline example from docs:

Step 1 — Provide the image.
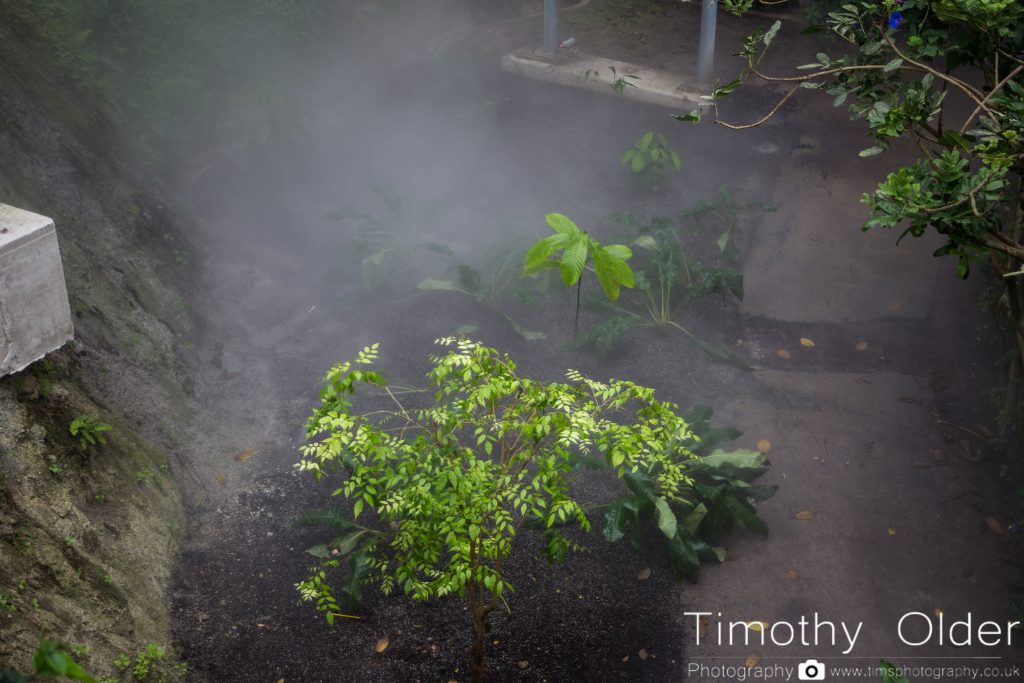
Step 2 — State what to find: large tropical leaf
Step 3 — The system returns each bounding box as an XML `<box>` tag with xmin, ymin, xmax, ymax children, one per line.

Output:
<box><xmin>559</xmin><ymin>234</ymin><xmax>589</xmax><ymax>287</ymax></box>
<box><xmin>546</xmin><ymin>212</ymin><xmax>581</xmax><ymax>235</ymax></box>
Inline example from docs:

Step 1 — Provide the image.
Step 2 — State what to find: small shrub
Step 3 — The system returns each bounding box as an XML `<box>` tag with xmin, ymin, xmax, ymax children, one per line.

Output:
<box><xmin>295</xmin><ymin>338</ymin><xmax>772</xmax><ymax>682</ymax></box>
<box><xmin>69</xmin><ymin>415</ymin><xmax>112</xmax><ymax>450</ymax></box>
<box><xmin>621</xmin><ymin>131</ymin><xmax>681</xmax><ymax>191</ymax></box>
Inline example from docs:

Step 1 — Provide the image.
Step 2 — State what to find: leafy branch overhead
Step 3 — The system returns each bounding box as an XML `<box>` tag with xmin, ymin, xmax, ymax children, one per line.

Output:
<box><xmin>679</xmin><ymin>0</ymin><xmax>1024</xmax><ymax>436</ymax></box>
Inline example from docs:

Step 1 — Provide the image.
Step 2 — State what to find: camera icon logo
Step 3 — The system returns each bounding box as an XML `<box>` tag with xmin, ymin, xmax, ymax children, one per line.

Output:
<box><xmin>798</xmin><ymin>658</ymin><xmax>826</xmax><ymax>681</ymax></box>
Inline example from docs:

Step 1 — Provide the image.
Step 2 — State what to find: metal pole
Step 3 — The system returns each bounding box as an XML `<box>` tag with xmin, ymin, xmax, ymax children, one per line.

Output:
<box><xmin>544</xmin><ymin>0</ymin><xmax>559</xmax><ymax>56</ymax></box>
<box><xmin>697</xmin><ymin>0</ymin><xmax>717</xmax><ymax>84</ymax></box>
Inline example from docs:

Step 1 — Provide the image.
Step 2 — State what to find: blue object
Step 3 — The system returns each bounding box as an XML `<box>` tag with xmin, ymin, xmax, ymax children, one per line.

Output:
<box><xmin>888</xmin><ymin>11</ymin><xmax>904</xmax><ymax>29</ymax></box>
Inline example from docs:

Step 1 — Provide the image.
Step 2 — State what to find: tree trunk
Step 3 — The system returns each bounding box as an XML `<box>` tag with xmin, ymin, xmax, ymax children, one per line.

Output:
<box><xmin>470</xmin><ymin>605</ymin><xmax>488</xmax><ymax>683</ymax></box>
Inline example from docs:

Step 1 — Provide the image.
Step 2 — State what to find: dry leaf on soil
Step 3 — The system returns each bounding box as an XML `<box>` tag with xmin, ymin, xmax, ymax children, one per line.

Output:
<box><xmin>756</xmin><ymin>439</ymin><xmax>772</xmax><ymax>454</ymax></box>
<box><xmin>374</xmin><ymin>637</ymin><xmax>389</xmax><ymax>653</ymax></box>
<box><xmin>776</xmin><ymin>349</ymin><xmax>791</xmax><ymax>359</ymax></box>
<box><xmin>518</xmin><ymin>661</ymin><xmax>529</xmax><ymax>669</ymax></box>
<box><xmin>855</xmin><ymin>341</ymin><xmax>869</xmax><ymax>351</ymax></box>
<box><xmin>934</xmin><ymin>608</ymin><xmax>943</xmax><ymax>618</ymax></box>
<box><xmin>888</xmin><ymin>527</ymin><xmax>896</xmax><ymax>536</ymax></box>
<box><xmin>639</xmin><ymin>649</ymin><xmax>649</xmax><ymax>660</ymax></box>
<box><xmin>784</xmin><ymin>570</ymin><xmax>799</xmax><ymax>579</ymax></box>
<box><xmin>800</xmin><ymin>337</ymin><xmax>816</xmax><ymax>348</ymax></box>
<box><xmin>986</xmin><ymin>517</ymin><xmax>1004</xmax><ymax>534</ymax></box>
<box><xmin>748</xmin><ymin>621</ymin><xmax>770</xmax><ymax>632</ymax></box>
<box><xmin>637</xmin><ymin>567</ymin><xmax>652</xmax><ymax>581</ymax></box>
<box><xmin>746</xmin><ymin>654</ymin><xmax>762</xmax><ymax>668</ymax></box>
<box><xmin>794</xmin><ymin>510</ymin><xmax>815</xmax><ymax>520</ymax></box>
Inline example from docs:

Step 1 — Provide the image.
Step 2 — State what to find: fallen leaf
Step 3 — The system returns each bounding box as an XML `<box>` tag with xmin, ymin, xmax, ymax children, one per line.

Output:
<box><xmin>800</xmin><ymin>337</ymin><xmax>816</xmax><ymax>348</ymax></box>
<box><xmin>235</xmin><ymin>448</ymin><xmax>259</xmax><ymax>462</ymax></box>
<box><xmin>748</xmin><ymin>621</ymin><xmax>770</xmax><ymax>632</ymax></box>
<box><xmin>622</xmin><ymin>656</ymin><xmax>630</xmax><ymax>663</ymax></box>
<box><xmin>637</xmin><ymin>567</ymin><xmax>652</xmax><ymax>581</ymax></box>
<box><xmin>214</xmin><ymin>472</ymin><xmax>227</xmax><ymax>486</ymax></box>
<box><xmin>277</xmin><ymin>679</ymin><xmax>284</xmax><ymax>683</ymax></box>
<box><xmin>756</xmin><ymin>439</ymin><xmax>772</xmax><ymax>454</ymax></box>
<box><xmin>518</xmin><ymin>661</ymin><xmax>529</xmax><ymax>669</ymax></box>
<box><xmin>745</xmin><ymin>654</ymin><xmax>761</xmax><ymax>668</ymax></box>
<box><xmin>888</xmin><ymin>527</ymin><xmax>896</xmax><ymax>536</ymax></box>
<box><xmin>784</xmin><ymin>570</ymin><xmax>799</xmax><ymax>579</ymax></box>
<box><xmin>375</xmin><ymin>637</ymin><xmax>390</xmax><ymax>653</ymax></box>
<box><xmin>638</xmin><ymin>649</ymin><xmax>648</xmax><ymax>660</ymax></box>
<box><xmin>776</xmin><ymin>349</ymin><xmax>791</xmax><ymax>359</ymax></box>
<box><xmin>934</xmin><ymin>608</ymin><xmax>943</xmax><ymax>618</ymax></box>
<box><xmin>794</xmin><ymin>510</ymin><xmax>815</xmax><ymax>520</ymax></box>
<box><xmin>855</xmin><ymin>341</ymin><xmax>869</xmax><ymax>351</ymax></box>
<box><xmin>986</xmin><ymin>516</ymin><xmax>1005</xmax><ymax>534</ymax></box>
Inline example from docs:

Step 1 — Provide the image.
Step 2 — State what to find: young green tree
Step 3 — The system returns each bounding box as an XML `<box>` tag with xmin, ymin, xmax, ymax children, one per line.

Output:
<box><xmin>523</xmin><ymin>213</ymin><xmax>635</xmax><ymax>341</ymax></box>
<box><xmin>295</xmin><ymin>338</ymin><xmax>704</xmax><ymax>683</ymax></box>
<box><xmin>682</xmin><ymin>0</ymin><xmax>1024</xmax><ymax>433</ymax></box>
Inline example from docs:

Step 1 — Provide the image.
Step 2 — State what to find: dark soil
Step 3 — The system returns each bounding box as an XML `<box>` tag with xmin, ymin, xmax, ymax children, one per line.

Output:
<box><xmin>167</xmin><ymin>3</ymin><xmax>1019</xmax><ymax>682</ymax></box>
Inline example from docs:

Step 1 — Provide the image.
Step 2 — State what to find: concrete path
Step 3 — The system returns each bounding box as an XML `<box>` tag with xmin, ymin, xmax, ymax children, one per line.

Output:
<box><xmin>679</xmin><ymin>96</ymin><xmax>1023</xmax><ymax>682</ymax></box>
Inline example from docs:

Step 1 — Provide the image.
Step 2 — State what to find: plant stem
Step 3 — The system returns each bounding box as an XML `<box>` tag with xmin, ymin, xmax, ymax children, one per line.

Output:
<box><xmin>574</xmin><ymin>274</ymin><xmax>582</xmax><ymax>344</ymax></box>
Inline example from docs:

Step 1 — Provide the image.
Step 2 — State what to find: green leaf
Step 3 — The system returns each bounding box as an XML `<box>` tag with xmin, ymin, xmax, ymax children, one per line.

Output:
<box><xmin>524</xmin><ymin>233</ymin><xmax>571</xmax><ymax>274</ymax></box>
<box><xmin>305</xmin><ymin>543</ymin><xmax>332</xmax><ymax>558</ymax></box>
<box><xmin>858</xmin><ymin>146</ymin><xmax>885</xmax><ymax>157</ymax></box>
<box><xmin>695</xmin><ymin>339</ymin><xmax>749</xmax><ymax>368</ymax></box>
<box><xmin>638</xmin><ymin>131</ymin><xmax>654</xmax><ymax>150</ymax></box>
<box><xmin>667</xmin><ymin>533</ymin><xmax>701</xmax><ymax>581</ymax></box>
<box><xmin>673</xmin><ymin>110</ymin><xmax>702</xmax><ymax>123</ymax></box>
<box><xmin>296</xmin><ymin>508</ymin><xmax>358</xmax><ymax>530</ymax></box>
<box><xmin>655</xmin><ymin>497</ymin><xmax>678</xmax><ymax>538</ymax></box>
<box><xmin>559</xmin><ymin>235</ymin><xmax>589</xmax><ymax>287</ymax></box>
<box><xmin>353</xmin><ymin>499</ymin><xmax>364</xmax><ymax>519</ymax></box>
<box><xmin>505</xmin><ymin>315</ymin><xmax>547</xmax><ymax>341</ymax></box>
<box><xmin>603</xmin><ymin>496</ymin><xmax>643</xmax><ymax>545</ymax></box>
<box><xmin>937</xmin><ymin>130</ymin><xmax>971</xmax><ymax>151</ymax></box>
<box><xmin>634</xmin><ymin>235</ymin><xmax>659</xmax><ymax>251</ymax></box>
<box><xmin>33</xmin><ymin>642</ymin><xmax>94</xmax><ymax>683</ymax></box>
<box><xmin>417</xmin><ymin>278</ymin><xmax>464</xmax><ymax>292</ymax></box>
<box><xmin>546</xmin><ymin>213</ymin><xmax>581</xmax><ymax>235</ymax></box>
<box><xmin>603</xmin><ymin>243</ymin><xmax>633</xmax><ymax>260</ymax></box>
<box><xmin>712</xmin><ymin>79</ymin><xmax>743</xmax><ymax>98</ymax></box>
<box><xmin>883</xmin><ymin>58</ymin><xmax>903</xmax><ymax>73</ymax></box>
<box><xmin>331</xmin><ymin>529</ymin><xmax>369</xmax><ymax>556</ymax></box>
<box><xmin>592</xmin><ymin>245</ymin><xmax>635</xmax><ymax>301</ymax></box>
<box><xmin>670</xmin><ymin>150</ymin><xmax>682</xmax><ymax>171</ymax></box>
<box><xmin>630</xmin><ymin>154</ymin><xmax>644</xmax><ymax>173</ymax></box>
<box><xmin>680</xmin><ymin>502</ymin><xmax>708</xmax><ymax>537</ymax></box>
<box><xmin>342</xmin><ymin>547</ymin><xmax>374</xmax><ymax>608</ymax></box>
<box><xmin>879</xmin><ymin>660</ymin><xmax>911</xmax><ymax>683</ymax></box>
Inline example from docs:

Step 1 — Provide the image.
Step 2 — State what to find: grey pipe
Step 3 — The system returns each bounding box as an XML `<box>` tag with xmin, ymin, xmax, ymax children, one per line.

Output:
<box><xmin>544</xmin><ymin>0</ymin><xmax>559</xmax><ymax>56</ymax></box>
<box><xmin>697</xmin><ymin>0</ymin><xmax>717</xmax><ymax>84</ymax></box>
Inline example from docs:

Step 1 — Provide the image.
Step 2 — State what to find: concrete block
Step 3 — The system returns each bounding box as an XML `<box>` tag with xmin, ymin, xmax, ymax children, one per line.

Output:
<box><xmin>0</xmin><ymin>204</ymin><xmax>74</xmax><ymax>376</ymax></box>
<box><xmin>501</xmin><ymin>48</ymin><xmax>705</xmax><ymax>110</ymax></box>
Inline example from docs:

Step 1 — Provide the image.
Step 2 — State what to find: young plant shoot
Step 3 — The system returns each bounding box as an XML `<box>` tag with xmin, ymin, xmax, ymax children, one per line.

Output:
<box><xmin>522</xmin><ymin>213</ymin><xmax>635</xmax><ymax>342</ymax></box>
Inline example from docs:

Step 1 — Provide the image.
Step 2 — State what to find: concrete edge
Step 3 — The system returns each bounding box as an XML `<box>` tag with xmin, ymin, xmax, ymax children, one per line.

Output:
<box><xmin>501</xmin><ymin>48</ymin><xmax>708</xmax><ymax>111</ymax></box>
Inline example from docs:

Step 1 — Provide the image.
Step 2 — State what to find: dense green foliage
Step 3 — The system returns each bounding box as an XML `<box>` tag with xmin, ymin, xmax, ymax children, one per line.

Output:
<box><xmin>295</xmin><ymin>338</ymin><xmax>772</xmax><ymax>681</ymax></box>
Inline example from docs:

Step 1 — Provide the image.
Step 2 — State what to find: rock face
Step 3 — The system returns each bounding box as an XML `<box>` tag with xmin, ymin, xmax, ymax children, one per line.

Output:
<box><xmin>0</xmin><ymin>9</ymin><xmax>197</xmax><ymax>679</ymax></box>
